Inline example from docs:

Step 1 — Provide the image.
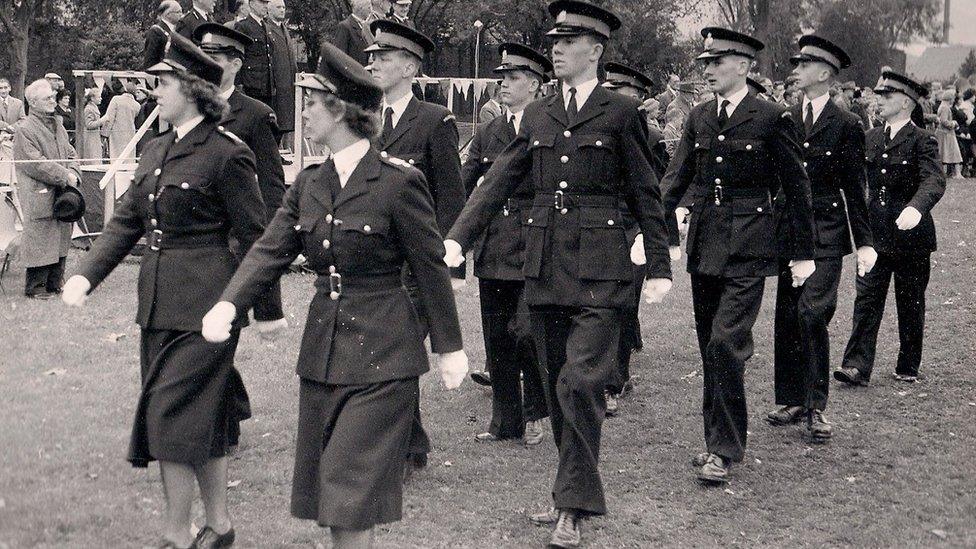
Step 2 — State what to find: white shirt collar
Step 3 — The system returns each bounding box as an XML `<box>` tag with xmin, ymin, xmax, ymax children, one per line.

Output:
<box><xmin>383</xmin><ymin>92</ymin><xmax>414</xmax><ymax>128</ymax></box>
<box><xmin>562</xmin><ymin>78</ymin><xmax>599</xmax><ymax>112</ymax></box>
<box><xmin>717</xmin><ymin>84</ymin><xmax>749</xmax><ymax>117</ymax></box>
<box><xmin>219</xmin><ymin>86</ymin><xmax>235</xmax><ymax>100</ymax></box>
<box><xmin>885</xmin><ymin>118</ymin><xmax>913</xmax><ymax>139</ymax></box>
<box><xmin>161</xmin><ymin>19</ymin><xmax>176</xmax><ymax>32</ymax></box>
<box><xmin>331</xmin><ymin>139</ymin><xmax>371</xmax><ymax>187</ymax></box>
<box><xmin>194</xmin><ymin>6</ymin><xmax>209</xmax><ymax>19</ymax></box>
<box><xmin>250</xmin><ymin>13</ymin><xmax>264</xmax><ymax>24</ymax></box>
<box><xmin>509</xmin><ymin>108</ymin><xmax>525</xmax><ymax>134</ymax></box>
<box><xmin>174</xmin><ymin>115</ymin><xmax>205</xmax><ymax>140</ymax></box>
<box><xmin>802</xmin><ymin>92</ymin><xmax>831</xmax><ymax>125</ymax></box>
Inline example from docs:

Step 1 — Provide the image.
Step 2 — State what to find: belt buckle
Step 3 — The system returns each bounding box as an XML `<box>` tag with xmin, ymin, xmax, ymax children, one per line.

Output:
<box><xmin>553</xmin><ymin>190</ymin><xmax>565</xmax><ymax>210</ymax></box>
<box><xmin>329</xmin><ymin>272</ymin><xmax>342</xmax><ymax>300</ymax></box>
<box><xmin>714</xmin><ymin>185</ymin><xmax>723</xmax><ymax>206</ymax></box>
<box><xmin>148</xmin><ymin>229</ymin><xmax>162</xmax><ymax>251</ymax></box>
<box><xmin>503</xmin><ymin>198</ymin><xmax>513</xmax><ymax>217</ymax></box>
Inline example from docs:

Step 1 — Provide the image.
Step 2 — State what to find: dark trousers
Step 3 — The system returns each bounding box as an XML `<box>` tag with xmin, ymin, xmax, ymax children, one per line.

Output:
<box><xmin>24</xmin><ymin>256</ymin><xmax>66</xmax><ymax>296</ymax></box>
<box><xmin>479</xmin><ymin>279</ymin><xmax>547</xmax><ymax>438</ymax></box>
<box><xmin>530</xmin><ymin>305</ymin><xmax>620</xmax><ymax>516</ymax></box>
<box><xmin>773</xmin><ymin>257</ymin><xmax>843</xmax><ymax>411</ymax></box>
<box><xmin>403</xmin><ymin>268</ymin><xmax>431</xmax><ymax>457</ymax></box>
<box><xmin>608</xmin><ymin>265</ymin><xmax>646</xmax><ymax>394</ymax></box>
<box><xmin>690</xmin><ymin>274</ymin><xmax>766</xmax><ymax>463</ymax></box>
<box><xmin>842</xmin><ymin>252</ymin><xmax>931</xmax><ymax>379</ymax></box>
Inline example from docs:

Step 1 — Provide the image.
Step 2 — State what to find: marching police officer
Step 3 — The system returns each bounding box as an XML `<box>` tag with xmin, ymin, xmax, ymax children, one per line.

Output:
<box><xmin>445</xmin><ymin>2</ymin><xmax>673</xmax><ymax>546</ymax></box>
<box><xmin>62</xmin><ymin>34</ymin><xmax>266</xmax><ymax>548</ymax></box>
<box><xmin>834</xmin><ymin>71</ymin><xmax>946</xmax><ymax>386</ymax></box>
<box><xmin>661</xmin><ymin>27</ymin><xmax>816</xmax><ymax>485</ymax></box>
<box><xmin>201</xmin><ymin>43</ymin><xmax>468</xmax><ymax>549</ymax></box>
<box><xmin>602</xmin><ymin>62</ymin><xmax>667</xmax><ymax>179</ymax></box>
<box><xmin>365</xmin><ymin>19</ymin><xmax>467</xmax><ymax>473</ymax></box>
<box><xmin>462</xmin><ymin>43</ymin><xmax>550</xmax><ymax>446</ymax></box>
<box><xmin>767</xmin><ymin>35</ymin><xmax>876</xmax><ymax>442</ymax></box>
<box><xmin>235</xmin><ymin>0</ymin><xmax>277</xmax><ymax>109</ymax></box>
<box><xmin>194</xmin><ymin>22</ymin><xmax>288</xmax><ymax>333</ymax></box>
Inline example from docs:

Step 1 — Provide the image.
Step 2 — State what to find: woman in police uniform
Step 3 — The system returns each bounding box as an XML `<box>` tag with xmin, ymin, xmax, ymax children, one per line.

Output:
<box><xmin>62</xmin><ymin>35</ymin><xmax>266</xmax><ymax>549</ymax></box>
<box><xmin>200</xmin><ymin>44</ymin><xmax>467</xmax><ymax>549</ymax></box>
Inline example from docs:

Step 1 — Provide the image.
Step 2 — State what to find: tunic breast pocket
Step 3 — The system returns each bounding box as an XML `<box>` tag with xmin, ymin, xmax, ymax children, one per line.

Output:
<box><xmin>528</xmin><ymin>135</ymin><xmax>555</xmax><ymax>186</ymax></box>
<box><xmin>726</xmin><ymin>139</ymin><xmax>764</xmax><ymax>169</ymax></box>
<box><xmin>334</xmin><ymin>215</ymin><xmax>390</xmax><ymax>264</ymax></box>
<box><xmin>156</xmin><ymin>173</ymin><xmax>216</xmax><ymax>226</ymax></box>
<box><xmin>577</xmin><ymin>134</ymin><xmax>616</xmax><ymax>178</ymax></box>
<box><xmin>521</xmin><ymin>207</ymin><xmax>549</xmax><ymax>278</ymax></box>
<box><xmin>731</xmin><ymin>196</ymin><xmax>775</xmax><ymax>258</ymax></box>
<box><xmin>578</xmin><ymin>207</ymin><xmax>630</xmax><ymax>281</ymax></box>
<box><xmin>812</xmin><ymin>196</ymin><xmax>848</xmax><ymax>247</ymax></box>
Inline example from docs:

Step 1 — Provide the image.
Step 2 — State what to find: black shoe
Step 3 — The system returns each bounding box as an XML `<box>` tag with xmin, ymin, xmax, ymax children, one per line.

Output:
<box><xmin>605</xmin><ymin>391</ymin><xmax>619</xmax><ymax>417</ymax></box>
<box><xmin>548</xmin><ymin>509</ymin><xmax>581</xmax><ymax>548</ymax></box>
<box><xmin>765</xmin><ymin>405</ymin><xmax>806</xmax><ymax>426</ymax></box>
<box><xmin>697</xmin><ymin>453</ymin><xmax>731</xmax><ymax>485</ymax></box>
<box><xmin>191</xmin><ymin>526</ymin><xmax>235</xmax><ymax>549</ymax></box>
<box><xmin>806</xmin><ymin>409</ymin><xmax>833</xmax><ymax>442</ymax></box>
<box><xmin>25</xmin><ymin>292</ymin><xmax>56</xmax><ymax>300</ymax></box>
<box><xmin>834</xmin><ymin>367</ymin><xmax>869</xmax><ymax>386</ymax></box>
<box><xmin>409</xmin><ymin>452</ymin><xmax>428</xmax><ymax>468</ymax></box>
<box><xmin>470</xmin><ymin>370</ymin><xmax>492</xmax><ymax>386</ymax></box>
<box><xmin>892</xmin><ymin>373</ymin><xmax>918</xmax><ymax>383</ymax></box>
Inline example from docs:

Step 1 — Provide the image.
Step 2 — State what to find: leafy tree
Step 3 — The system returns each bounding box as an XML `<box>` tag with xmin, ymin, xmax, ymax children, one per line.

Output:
<box><xmin>959</xmin><ymin>49</ymin><xmax>976</xmax><ymax>79</ymax></box>
<box><xmin>0</xmin><ymin>0</ymin><xmax>50</xmax><ymax>96</ymax></box>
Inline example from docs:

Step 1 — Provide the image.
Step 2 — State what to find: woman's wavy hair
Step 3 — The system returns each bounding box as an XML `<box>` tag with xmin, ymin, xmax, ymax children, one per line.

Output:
<box><xmin>174</xmin><ymin>71</ymin><xmax>228</xmax><ymax>122</ymax></box>
<box><xmin>316</xmin><ymin>90</ymin><xmax>381</xmax><ymax>140</ymax></box>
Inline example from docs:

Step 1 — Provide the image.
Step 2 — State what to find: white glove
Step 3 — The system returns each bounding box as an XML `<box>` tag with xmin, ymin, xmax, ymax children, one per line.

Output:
<box><xmin>436</xmin><ymin>350</ymin><xmax>469</xmax><ymax>390</ymax></box>
<box><xmin>443</xmin><ymin>239</ymin><xmax>464</xmax><ymax>268</ymax></box>
<box><xmin>630</xmin><ymin>233</ymin><xmax>646</xmax><ymax>265</ymax></box>
<box><xmin>255</xmin><ymin>318</ymin><xmax>288</xmax><ymax>340</ymax></box>
<box><xmin>855</xmin><ymin>246</ymin><xmax>878</xmax><ymax>277</ymax></box>
<box><xmin>895</xmin><ymin>206</ymin><xmax>922</xmax><ymax>231</ymax></box>
<box><xmin>669</xmin><ymin>246</ymin><xmax>682</xmax><ymax>262</ymax></box>
<box><xmin>789</xmin><ymin>259</ymin><xmax>816</xmax><ymax>288</ymax></box>
<box><xmin>642</xmin><ymin>278</ymin><xmax>673</xmax><ymax>304</ymax></box>
<box><xmin>61</xmin><ymin>275</ymin><xmax>91</xmax><ymax>307</ymax></box>
<box><xmin>450</xmin><ymin>278</ymin><xmax>467</xmax><ymax>291</ymax></box>
<box><xmin>676</xmin><ymin>207</ymin><xmax>690</xmax><ymax>237</ymax></box>
<box><xmin>202</xmin><ymin>301</ymin><xmax>237</xmax><ymax>343</ymax></box>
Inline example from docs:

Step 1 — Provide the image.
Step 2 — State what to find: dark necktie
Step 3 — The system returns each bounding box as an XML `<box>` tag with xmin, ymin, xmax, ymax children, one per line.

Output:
<box><xmin>381</xmin><ymin>107</ymin><xmax>395</xmax><ymax>144</ymax></box>
<box><xmin>326</xmin><ymin>160</ymin><xmax>342</xmax><ymax>202</ymax></box>
<box><xmin>884</xmin><ymin>125</ymin><xmax>892</xmax><ymax>147</ymax></box>
<box><xmin>718</xmin><ymin>99</ymin><xmax>731</xmax><ymax>128</ymax></box>
<box><xmin>566</xmin><ymin>87</ymin><xmax>578</xmax><ymax>124</ymax></box>
<box><xmin>804</xmin><ymin>102</ymin><xmax>815</xmax><ymax>136</ymax></box>
<box><xmin>508</xmin><ymin>113</ymin><xmax>517</xmax><ymax>135</ymax></box>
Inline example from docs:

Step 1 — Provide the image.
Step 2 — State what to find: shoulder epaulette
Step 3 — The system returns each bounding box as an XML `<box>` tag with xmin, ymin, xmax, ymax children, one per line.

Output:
<box><xmin>216</xmin><ymin>125</ymin><xmax>244</xmax><ymax>144</ymax></box>
<box><xmin>443</xmin><ymin>113</ymin><xmax>456</xmax><ymax>124</ymax></box>
<box><xmin>379</xmin><ymin>152</ymin><xmax>412</xmax><ymax>169</ymax></box>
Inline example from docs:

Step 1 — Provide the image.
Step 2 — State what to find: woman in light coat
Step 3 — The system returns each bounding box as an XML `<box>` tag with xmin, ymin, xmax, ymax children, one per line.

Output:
<box><xmin>99</xmin><ymin>80</ymin><xmax>140</xmax><ymax>163</ymax></box>
<box><xmin>82</xmin><ymin>88</ymin><xmax>104</xmax><ymax>163</ymax></box>
<box><xmin>936</xmin><ymin>89</ymin><xmax>963</xmax><ymax>177</ymax></box>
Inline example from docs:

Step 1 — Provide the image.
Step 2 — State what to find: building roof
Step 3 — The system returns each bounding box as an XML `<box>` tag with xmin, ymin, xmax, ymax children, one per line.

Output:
<box><xmin>907</xmin><ymin>44</ymin><xmax>976</xmax><ymax>82</ymax></box>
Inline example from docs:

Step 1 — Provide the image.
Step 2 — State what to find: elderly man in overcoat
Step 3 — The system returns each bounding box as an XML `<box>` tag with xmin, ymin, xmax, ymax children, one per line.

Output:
<box><xmin>14</xmin><ymin>79</ymin><xmax>81</xmax><ymax>298</ymax></box>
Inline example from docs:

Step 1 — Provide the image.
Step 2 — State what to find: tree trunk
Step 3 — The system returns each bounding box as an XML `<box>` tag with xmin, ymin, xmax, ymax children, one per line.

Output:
<box><xmin>0</xmin><ymin>0</ymin><xmax>42</xmax><ymax>98</ymax></box>
<box><xmin>750</xmin><ymin>0</ymin><xmax>772</xmax><ymax>76</ymax></box>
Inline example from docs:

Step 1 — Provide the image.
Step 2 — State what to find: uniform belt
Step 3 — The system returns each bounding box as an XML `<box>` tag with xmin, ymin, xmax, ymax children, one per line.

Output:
<box><xmin>502</xmin><ymin>197</ymin><xmax>534</xmax><ymax>216</ymax></box>
<box><xmin>146</xmin><ymin>230</ymin><xmax>228</xmax><ymax>251</ymax></box>
<box><xmin>313</xmin><ymin>270</ymin><xmax>402</xmax><ymax>300</ymax></box>
<box><xmin>707</xmin><ymin>185</ymin><xmax>771</xmax><ymax>206</ymax></box>
<box><xmin>533</xmin><ymin>192</ymin><xmax>619</xmax><ymax>210</ymax></box>
<box><xmin>811</xmin><ymin>189</ymin><xmax>843</xmax><ymax>200</ymax></box>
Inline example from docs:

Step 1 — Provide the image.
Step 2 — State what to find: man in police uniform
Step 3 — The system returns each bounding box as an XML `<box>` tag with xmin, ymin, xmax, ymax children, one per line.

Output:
<box><xmin>662</xmin><ymin>27</ymin><xmax>816</xmax><ymax>485</ymax></box>
<box><xmin>365</xmin><ymin>19</ymin><xmax>466</xmax><ymax>473</ymax></box>
<box><xmin>194</xmin><ymin>23</ymin><xmax>288</xmax><ymax>333</ymax></box>
<box><xmin>445</xmin><ymin>2</ymin><xmax>673</xmax><ymax>546</ymax></box>
<box><xmin>600</xmin><ymin>61</ymin><xmax>666</xmax><ymax>416</ymax></box>
<box><xmin>834</xmin><ymin>71</ymin><xmax>945</xmax><ymax>386</ymax></box>
<box><xmin>176</xmin><ymin>0</ymin><xmax>214</xmax><ymax>39</ymax></box>
<box><xmin>462</xmin><ymin>43</ymin><xmax>551</xmax><ymax>446</ymax></box>
<box><xmin>766</xmin><ymin>35</ymin><xmax>876</xmax><ymax>442</ymax></box>
<box><xmin>235</xmin><ymin>0</ymin><xmax>277</xmax><ymax>109</ymax></box>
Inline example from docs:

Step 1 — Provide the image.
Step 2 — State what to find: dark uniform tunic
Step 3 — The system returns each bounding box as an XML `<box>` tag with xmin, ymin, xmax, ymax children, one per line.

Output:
<box><xmin>662</xmin><ymin>91</ymin><xmax>815</xmax><ymax>463</ymax></box>
<box><xmin>773</xmin><ymin>98</ymin><xmax>873</xmax><ymax>411</ymax></box>
<box><xmin>449</xmin><ymin>84</ymin><xmax>672</xmax><ymax>516</ymax></box>
<box><xmin>461</xmin><ymin>112</ymin><xmax>547</xmax><ymax>439</ymax></box>
<box><xmin>222</xmin><ymin>88</ymin><xmax>286</xmax><ymax>321</ymax></box>
<box><xmin>841</xmin><ymin>122</ymin><xmax>945</xmax><ymax>379</ymax></box>
<box><xmin>175</xmin><ymin>8</ymin><xmax>209</xmax><ymax>39</ymax></box>
<box><xmin>219</xmin><ymin>147</ymin><xmax>463</xmax><ymax>529</ymax></box>
<box><xmin>234</xmin><ymin>15</ymin><xmax>277</xmax><ymax>109</ymax></box>
<box><xmin>377</xmin><ymin>95</ymin><xmax>466</xmax><ymax>460</ymax></box>
<box><xmin>77</xmin><ymin>120</ymin><xmax>266</xmax><ymax>467</ymax></box>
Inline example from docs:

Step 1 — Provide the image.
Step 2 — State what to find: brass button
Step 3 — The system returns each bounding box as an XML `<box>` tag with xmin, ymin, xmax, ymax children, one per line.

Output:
<box><xmin>381</xmin><ymin>151</ymin><xmax>388</xmax><ymax>157</ymax></box>
<box><xmin>607</xmin><ymin>219</ymin><xmax>615</xmax><ymax>226</ymax></box>
<box><xmin>560</xmin><ymin>208</ymin><xmax>568</xmax><ymax>214</ymax></box>
<box><xmin>563</xmin><ymin>130</ymin><xmax>571</xmax><ymax>138</ymax></box>
<box><xmin>326</xmin><ymin>214</ymin><xmax>334</xmax><ymax>223</ymax></box>
<box><xmin>483</xmin><ymin>157</ymin><xmax>489</xmax><ymax>162</ymax></box>
<box><xmin>408</xmin><ymin>159</ymin><xmax>416</xmax><ymax>165</ymax></box>
<box><xmin>595</xmin><ymin>140</ymin><xmax>603</xmax><ymax>146</ymax></box>
<box><xmin>363</xmin><ymin>225</ymin><xmax>371</xmax><ymax>233</ymax></box>
<box><xmin>560</xmin><ymin>155</ymin><xmax>569</xmax><ymax>164</ymax></box>
<box><xmin>902</xmin><ymin>160</ymin><xmax>908</xmax><ymax>165</ymax></box>
<box><xmin>714</xmin><ymin>178</ymin><xmax>721</xmax><ymax>184</ymax></box>
<box><xmin>803</xmin><ymin>142</ymin><xmax>810</xmax><ymax>148</ymax></box>
<box><xmin>180</xmin><ymin>182</ymin><xmax>189</xmax><ymax>189</ymax></box>
<box><xmin>150</xmin><ymin>219</ymin><xmax>158</xmax><ymax>227</ymax></box>
<box><xmin>559</xmin><ymin>181</ymin><xmax>568</xmax><ymax>189</ymax></box>
<box><xmin>832</xmin><ymin>202</ymin><xmax>838</xmax><ymax>207</ymax></box>
<box><xmin>294</xmin><ymin>224</ymin><xmax>302</xmax><ymax>230</ymax></box>
<box><xmin>322</xmin><ymin>239</ymin><xmax>330</xmax><ymax>249</ymax></box>
<box><xmin>330</xmin><ymin>291</ymin><xmax>339</xmax><ymax>300</ymax></box>
<box><xmin>803</xmin><ymin>162</ymin><xmax>808</xmax><ymax>167</ymax></box>
<box><xmin>882</xmin><ymin>153</ymin><xmax>888</xmax><ymax>159</ymax></box>
<box><xmin>716</xmin><ymin>156</ymin><xmax>723</xmax><ymax>163</ymax></box>
<box><xmin>695</xmin><ymin>142</ymin><xmax>700</xmax><ymax>148</ymax></box>
<box><xmin>218</xmin><ymin>125</ymin><xmax>225</xmax><ymax>131</ymax></box>
<box><xmin>826</xmin><ymin>151</ymin><xmax>832</xmax><ymax>156</ymax></box>
<box><xmin>153</xmin><ymin>168</ymin><xmax>161</xmax><ymax>176</ymax></box>
<box><xmin>148</xmin><ymin>193</ymin><xmax>155</xmax><ymax>201</ymax></box>
<box><xmin>881</xmin><ymin>169</ymin><xmax>887</xmax><ymax>174</ymax></box>
<box><xmin>527</xmin><ymin>218</ymin><xmax>533</xmax><ymax>224</ymax></box>
<box><xmin>717</xmin><ymin>135</ymin><xmax>725</xmax><ymax>141</ymax></box>
<box><xmin>757</xmin><ymin>207</ymin><xmax>763</xmax><ymax>212</ymax></box>
<box><xmin>533</xmin><ymin>140</ymin><xmax>540</xmax><ymax>146</ymax></box>
<box><xmin>745</xmin><ymin>144</ymin><xmax>753</xmax><ymax>150</ymax></box>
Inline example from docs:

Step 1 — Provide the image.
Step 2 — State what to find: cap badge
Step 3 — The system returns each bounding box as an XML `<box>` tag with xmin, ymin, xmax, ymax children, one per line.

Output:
<box><xmin>557</xmin><ymin>10</ymin><xmax>567</xmax><ymax>23</ymax></box>
<box><xmin>501</xmin><ymin>50</ymin><xmax>508</xmax><ymax>62</ymax></box>
<box><xmin>704</xmin><ymin>33</ymin><xmax>714</xmax><ymax>48</ymax></box>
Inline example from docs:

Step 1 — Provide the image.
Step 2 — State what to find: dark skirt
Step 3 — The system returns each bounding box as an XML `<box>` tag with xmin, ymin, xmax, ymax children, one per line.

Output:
<box><xmin>127</xmin><ymin>329</ymin><xmax>251</xmax><ymax>468</ymax></box>
<box><xmin>291</xmin><ymin>377</ymin><xmax>418</xmax><ymax>530</ymax></box>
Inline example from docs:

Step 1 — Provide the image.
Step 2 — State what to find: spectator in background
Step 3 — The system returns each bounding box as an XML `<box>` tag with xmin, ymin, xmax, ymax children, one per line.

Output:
<box><xmin>268</xmin><ymin>0</ymin><xmax>297</xmax><ymax>151</ymax></box>
<box><xmin>655</xmin><ymin>74</ymin><xmax>680</xmax><ymax>117</ymax></box>
<box><xmin>143</xmin><ymin>0</ymin><xmax>183</xmax><ymax>69</ymax></box>
<box><xmin>936</xmin><ymin>89</ymin><xmax>963</xmax><ymax>177</ymax></box>
<box><xmin>81</xmin><ymin>88</ymin><xmax>104</xmax><ymax>163</ymax></box>
<box><xmin>0</xmin><ymin>77</ymin><xmax>26</xmax><ymax>185</ymax></box>
<box><xmin>479</xmin><ymin>83</ymin><xmax>502</xmax><ymax>123</ymax></box>
<box><xmin>13</xmin><ymin>79</ymin><xmax>81</xmax><ymax>299</ymax></box>
<box><xmin>226</xmin><ymin>0</ymin><xmax>250</xmax><ymax>29</ymax></box>
<box><xmin>332</xmin><ymin>0</ymin><xmax>373</xmax><ymax>67</ymax></box>
<box><xmin>44</xmin><ymin>73</ymin><xmax>65</xmax><ymax>92</ymax></box>
<box><xmin>236</xmin><ymin>0</ymin><xmax>277</xmax><ymax>109</ymax></box>
<box><xmin>367</xmin><ymin>0</ymin><xmax>392</xmax><ymax>23</ymax></box>
<box><xmin>663</xmin><ymin>81</ymin><xmax>696</xmax><ymax>139</ymax></box>
<box><xmin>772</xmin><ymin>81</ymin><xmax>787</xmax><ymax>104</ymax></box>
<box><xmin>99</xmin><ymin>80</ymin><xmax>140</xmax><ymax>164</ymax></box>
<box><xmin>55</xmin><ymin>89</ymin><xmax>75</xmax><ymax>145</ymax></box>
<box><xmin>391</xmin><ymin>0</ymin><xmax>414</xmax><ymax>28</ymax></box>
<box><xmin>177</xmin><ymin>0</ymin><xmax>215</xmax><ymax>38</ymax></box>
<box><xmin>952</xmin><ymin>90</ymin><xmax>972</xmax><ymax>176</ymax></box>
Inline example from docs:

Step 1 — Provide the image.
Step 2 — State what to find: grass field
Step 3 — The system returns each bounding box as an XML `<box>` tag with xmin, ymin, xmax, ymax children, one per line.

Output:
<box><xmin>1</xmin><ymin>182</ymin><xmax>974</xmax><ymax>548</ymax></box>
